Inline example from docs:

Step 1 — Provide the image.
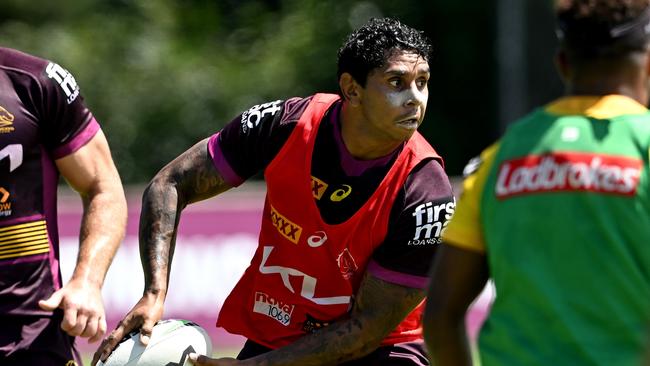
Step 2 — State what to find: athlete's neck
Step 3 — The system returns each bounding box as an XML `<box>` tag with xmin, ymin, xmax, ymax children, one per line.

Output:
<box><xmin>561</xmin><ymin>51</ymin><xmax>650</xmax><ymax>105</ymax></box>
<box><xmin>339</xmin><ymin>102</ymin><xmax>403</xmax><ymax>160</ymax></box>
<box><xmin>565</xmin><ymin>82</ymin><xmax>647</xmax><ymax>105</ymax></box>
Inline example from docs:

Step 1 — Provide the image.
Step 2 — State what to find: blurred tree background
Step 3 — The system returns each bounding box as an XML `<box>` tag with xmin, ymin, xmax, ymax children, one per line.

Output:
<box><xmin>0</xmin><ymin>0</ymin><xmax>563</xmax><ymax>183</ymax></box>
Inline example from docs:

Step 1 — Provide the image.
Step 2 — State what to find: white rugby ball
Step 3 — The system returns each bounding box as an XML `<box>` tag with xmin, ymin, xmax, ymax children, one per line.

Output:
<box><xmin>99</xmin><ymin>319</ymin><xmax>213</xmax><ymax>366</ymax></box>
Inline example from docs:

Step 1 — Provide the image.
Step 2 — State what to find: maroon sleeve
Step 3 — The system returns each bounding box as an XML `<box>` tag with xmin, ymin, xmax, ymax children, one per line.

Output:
<box><xmin>208</xmin><ymin>96</ymin><xmax>312</xmax><ymax>186</ymax></box>
<box><xmin>38</xmin><ymin>60</ymin><xmax>98</xmax><ymax>158</ymax></box>
<box><xmin>369</xmin><ymin>158</ymin><xmax>456</xmax><ymax>289</ymax></box>
<box><xmin>0</xmin><ymin>49</ymin><xmax>98</xmax><ymax>158</ymax></box>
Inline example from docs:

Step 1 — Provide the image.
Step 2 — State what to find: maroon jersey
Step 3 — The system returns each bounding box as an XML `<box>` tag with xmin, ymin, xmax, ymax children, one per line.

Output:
<box><xmin>0</xmin><ymin>47</ymin><xmax>99</xmax><ymax>322</ymax></box>
<box><xmin>209</xmin><ymin>96</ymin><xmax>455</xmax><ymax>287</ymax></box>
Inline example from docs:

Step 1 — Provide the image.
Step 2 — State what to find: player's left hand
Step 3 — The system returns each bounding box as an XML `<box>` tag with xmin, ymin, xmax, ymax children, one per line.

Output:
<box><xmin>189</xmin><ymin>353</ymin><xmax>239</xmax><ymax>365</ymax></box>
<box><xmin>38</xmin><ymin>278</ymin><xmax>106</xmax><ymax>343</ymax></box>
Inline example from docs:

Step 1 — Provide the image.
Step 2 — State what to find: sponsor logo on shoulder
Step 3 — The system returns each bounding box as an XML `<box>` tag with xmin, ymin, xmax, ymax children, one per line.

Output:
<box><xmin>495</xmin><ymin>152</ymin><xmax>642</xmax><ymax>198</ymax></box>
<box><xmin>409</xmin><ymin>198</ymin><xmax>456</xmax><ymax>245</ymax></box>
<box><xmin>0</xmin><ymin>106</ymin><xmax>15</xmax><ymax>133</ymax></box>
<box><xmin>270</xmin><ymin>205</ymin><xmax>302</xmax><ymax>244</ymax></box>
<box><xmin>240</xmin><ymin>100</ymin><xmax>282</xmax><ymax>133</ymax></box>
<box><xmin>253</xmin><ymin>291</ymin><xmax>295</xmax><ymax>326</ymax></box>
<box><xmin>45</xmin><ymin>62</ymin><xmax>80</xmax><ymax>104</ymax></box>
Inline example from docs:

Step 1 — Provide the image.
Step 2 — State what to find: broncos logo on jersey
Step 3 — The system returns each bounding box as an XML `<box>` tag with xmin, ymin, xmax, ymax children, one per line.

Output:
<box><xmin>0</xmin><ymin>106</ymin><xmax>15</xmax><ymax>133</ymax></box>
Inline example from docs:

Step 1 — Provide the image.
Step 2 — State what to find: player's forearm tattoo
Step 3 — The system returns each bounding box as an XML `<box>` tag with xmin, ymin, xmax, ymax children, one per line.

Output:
<box><xmin>139</xmin><ymin>139</ymin><xmax>231</xmax><ymax>293</ymax></box>
<box><xmin>244</xmin><ymin>274</ymin><xmax>425</xmax><ymax>366</ymax></box>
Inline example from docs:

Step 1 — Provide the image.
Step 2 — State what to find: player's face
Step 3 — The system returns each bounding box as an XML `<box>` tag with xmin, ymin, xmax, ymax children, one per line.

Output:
<box><xmin>359</xmin><ymin>50</ymin><xmax>430</xmax><ymax>144</ymax></box>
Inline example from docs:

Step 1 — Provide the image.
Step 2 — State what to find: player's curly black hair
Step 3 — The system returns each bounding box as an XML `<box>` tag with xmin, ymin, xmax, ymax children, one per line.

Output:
<box><xmin>337</xmin><ymin>17</ymin><xmax>432</xmax><ymax>86</ymax></box>
<box><xmin>556</xmin><ymin>0</ymin><xmax>650</xmax><ymax>57</ymax></box>
<box><xmin>556</xmin><ymin>0</ymin><xmax>649</xmax><ymax>24</ymax></box>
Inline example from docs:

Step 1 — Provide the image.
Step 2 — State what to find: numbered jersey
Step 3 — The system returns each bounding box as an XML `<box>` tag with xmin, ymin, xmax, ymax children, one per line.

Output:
<box><xmin>0</xmin><ymin>48</ymin><xmax>99</xmax><ymax>316</ymax></box>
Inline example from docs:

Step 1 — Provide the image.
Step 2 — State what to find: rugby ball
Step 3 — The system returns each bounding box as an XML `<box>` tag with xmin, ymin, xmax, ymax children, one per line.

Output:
<box><xmin>98</xmin><ymin>319</ymin><xmax>212</xmax><ymax>366</ymax></box>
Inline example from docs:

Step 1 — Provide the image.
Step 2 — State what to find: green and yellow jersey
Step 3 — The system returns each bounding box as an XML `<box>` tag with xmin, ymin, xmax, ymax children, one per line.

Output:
<box><xmin>444</xmin><ymin>95</ymin><xmax>650</xmax><ymax>366</ymax></box>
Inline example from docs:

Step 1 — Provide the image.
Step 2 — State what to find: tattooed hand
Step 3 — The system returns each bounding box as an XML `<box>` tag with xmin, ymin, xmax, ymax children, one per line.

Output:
<box><xmin>93</xmin><ymin>138</ymin><xmax>232</xmax><ymax>365</ymax></box>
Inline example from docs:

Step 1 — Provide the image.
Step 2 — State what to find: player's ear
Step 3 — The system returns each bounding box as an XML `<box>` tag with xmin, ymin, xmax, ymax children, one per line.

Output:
<box><xmin>339</xmin><ymin>73</ymin><xmax>362</xmax><ymax>106</ymax></box>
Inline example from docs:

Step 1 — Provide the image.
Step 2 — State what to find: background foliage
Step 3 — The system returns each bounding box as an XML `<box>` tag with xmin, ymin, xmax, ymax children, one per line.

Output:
<box><xmin>1</xmin><ymin>0</ymin><xmax>562</xmax><ymax>182</ymax></box>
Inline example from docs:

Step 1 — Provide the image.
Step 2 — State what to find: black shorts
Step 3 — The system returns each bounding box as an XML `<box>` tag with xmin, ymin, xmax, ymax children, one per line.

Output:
<box><xmin>237</xmin><ymin>339</ymin><xmax>430</xmax><ymax>365</ymax></box>
<box><xmin>0</xmin><ymin>310</ymin><xmax>81</xmax><ymax>366</ymax></box>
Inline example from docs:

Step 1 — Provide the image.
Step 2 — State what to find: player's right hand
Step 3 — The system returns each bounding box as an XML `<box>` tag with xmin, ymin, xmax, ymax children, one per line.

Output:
<box><xmin>91</xmin><ymin>292</ymin><xmax>164</xmax><ymax>366</ymax></box>
<box><xmin>38</xmin><ymin>278</ymin><xmax>107</xmax><ymax>343</ymax></box>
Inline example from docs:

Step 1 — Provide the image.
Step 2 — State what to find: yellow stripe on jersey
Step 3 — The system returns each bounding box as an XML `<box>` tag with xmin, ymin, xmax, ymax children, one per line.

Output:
<box><xmin>0</xmin><ymin>243</ymin><xmax>50</xmax><ymax>255</ymax></box>
<box><xmin>442</xmin><ymin>143</ymin><xmax>501</xmax><ymax>253</ymax></box>
<box><xmin>0</xmin><ymin>238</ymin><xmax>50</xmax><ymax>251</ymax></box>
<box><xmin>0</xmin><ymin>226</ymin><xmax>47</xmax><ymax>238</ymax></box>
<box><xmin>544</xmin><ymin>95</ymin><xmax>648</xmax><ymax>119</ymax></box>
<box><xmin>0</xmin><ymin>230</ymin><xmax>48</xmax><ymax>243</ymax></box>
<box><xmin>0</xmin><ymin>247</ymin><xmax>50</xmax><ymax>260</ymax></box>
<box><xmin>0</xmin><ymin>220</ymin><xmax>50</xmax><ymax>259</ymax></box>
<box><xmin>0</xmin><ymin>220</ymin><xmax>44</xmax><ymax>233</ymax></box>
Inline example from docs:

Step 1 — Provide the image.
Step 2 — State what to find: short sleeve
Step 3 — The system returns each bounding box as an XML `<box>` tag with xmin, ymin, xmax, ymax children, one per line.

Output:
<box><xmin>442</xmin><ymin>142</ymin><xmax>501</xmax><ymax>253</ymax></box>
<box><xmin>208</xmin><ymin>97</ymin><xmax>312</xmax><ymax>186</ymax></box>
<box><xmin>38</xmin><ymin>61</ymin><xmax>98</xmax><ymax>158</ymax></box>
<box><xmin>369</xmin><ymin>158</ymin><xmax>455</xmax><ymax>289</ymax></box>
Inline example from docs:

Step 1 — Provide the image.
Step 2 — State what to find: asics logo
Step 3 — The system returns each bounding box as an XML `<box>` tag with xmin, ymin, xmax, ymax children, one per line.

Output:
<box><xmin>311</xmin><ymin>175</ymin><xmax>353</xmax><ymax>202</ymax></box>
<box><xmin>329</xmin><ymin>185</ymin><xmax>352</xmax><ymax>202</ymax></box>
<box><xmin>307</xmin><ymin>231</ymin><xmax>327</xmax><ymax>247</ymax></box>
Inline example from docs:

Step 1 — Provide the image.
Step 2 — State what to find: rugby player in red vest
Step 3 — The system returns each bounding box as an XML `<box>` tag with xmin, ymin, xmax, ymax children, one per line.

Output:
<box><xmin>0</xmin><ymin>48</ymin><xmax>127</xmax><ymax>365</ymax></box>
<box><xmin>94</xmin><ymin>17</ymin><xmax>455</xmax><ymax>366</ymax></box>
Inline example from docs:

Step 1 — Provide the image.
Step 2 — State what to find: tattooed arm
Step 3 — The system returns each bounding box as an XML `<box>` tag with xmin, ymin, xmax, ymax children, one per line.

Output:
<box><xmin>92</xmin><ymin>138</ymin><xmax>232</xmax><ymax>365</ymax></box>
<box><xmin>190</xmin><ymin>272</ymin><xmax>425</xmax><ymax>366</ymax></box>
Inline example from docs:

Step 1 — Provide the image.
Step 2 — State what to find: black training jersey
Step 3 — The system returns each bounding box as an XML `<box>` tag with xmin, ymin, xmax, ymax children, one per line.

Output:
<box><xmin>0</xmin><ymin>47</ymin><xmax>100</xmax><ymax>317</ymax></box>
<box><xmin>209</xmin><ymin>96</ymin><xmax>455</xmax><ymax>287</ymax></box>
